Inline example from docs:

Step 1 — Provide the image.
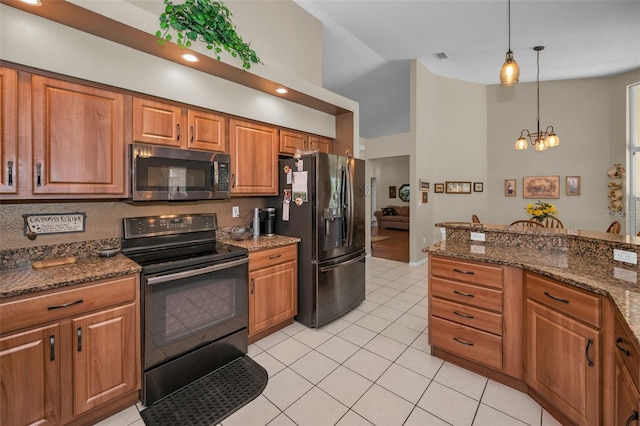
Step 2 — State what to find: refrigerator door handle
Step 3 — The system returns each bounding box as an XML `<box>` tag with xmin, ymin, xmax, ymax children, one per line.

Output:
<box><xmin>343</xmin><ymin>161</ymin><xmax>355</xmax><ymax>247</ymax></box>
<box><xmin>318</xmin><ymin>253</ymin><xmax>366</xmax><ymax>272</ymax></box>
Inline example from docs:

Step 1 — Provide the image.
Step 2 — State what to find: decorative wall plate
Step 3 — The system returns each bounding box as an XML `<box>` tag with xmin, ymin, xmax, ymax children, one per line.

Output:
<box><xmin>608</xmin><ymin>181</ymin><xmax>622</xmax><ymax>189</ymax></box>
<box><xmin>608</xmin><ymin>163</ymin><xmax>625</xmax><ymax>178</ymax></box>
<box><xmin>609</xmin><ymin>199</ymin><xmax>623</xmax><ymax>211</ymax></box>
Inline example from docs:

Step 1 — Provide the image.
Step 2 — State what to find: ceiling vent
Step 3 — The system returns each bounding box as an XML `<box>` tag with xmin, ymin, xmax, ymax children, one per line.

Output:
<box><xmin>433</xmin><ymin>52</ymin><xmax>448</xmax><ymax>60</ymax></box>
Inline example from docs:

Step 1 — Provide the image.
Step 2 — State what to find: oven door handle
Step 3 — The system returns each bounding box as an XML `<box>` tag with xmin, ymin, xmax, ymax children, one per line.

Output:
<box><xmin>146</xmin><ymin>257</ymin><xmax>249</xmax><ymax>285</ymax></box>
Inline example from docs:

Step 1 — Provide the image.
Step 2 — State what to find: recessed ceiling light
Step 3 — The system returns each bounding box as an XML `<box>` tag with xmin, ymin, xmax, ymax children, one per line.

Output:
<box><xmin>275</xmin><ymin>87</ymin><xmax>288</xmax><ymax>94</ymax></box>
<box><xmin>20</xmin><ymin>0</ymin><xmax>42</xmax><ymax>5</ymax></box>
<box><xmin>181</xmin><ymin>53</ymin><xmax>199</xmax><ymax>63</ymax></box>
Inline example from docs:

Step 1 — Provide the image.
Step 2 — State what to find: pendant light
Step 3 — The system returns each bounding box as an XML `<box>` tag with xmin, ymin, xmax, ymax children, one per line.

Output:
<box><xmin>515</xmin><ymin>46</ymin><xmax>560</xmax><ymax>151</ymax></box>
<box><xmin>499</xmin><ymin>0</ymin><xmax>520</xmax><ymax>86</ymax></box>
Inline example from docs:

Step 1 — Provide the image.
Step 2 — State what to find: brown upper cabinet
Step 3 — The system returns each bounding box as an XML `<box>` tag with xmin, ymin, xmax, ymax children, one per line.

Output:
<box><xmin>229</xmin><ymin>118</ymin><xmax>278</xmax><ymax>196</ymax></box>
<box><xmin>0</xmin><ymin>67</ymin><xmax>18</xmax><ymax>194</ymax></box>
<box><xmin>31</xmin><ymin>75</ymin><xmax>126</xmax><ymax>197</ymax></box>
<box><xmin>132</xmin><ymin>97</ymin><xmax>226</xmax><ymax>152</ymax></box>
<box><xmin>279</xmin><ymin>129</ymin><xmax>332</xmax><ymax>156</ymax></box>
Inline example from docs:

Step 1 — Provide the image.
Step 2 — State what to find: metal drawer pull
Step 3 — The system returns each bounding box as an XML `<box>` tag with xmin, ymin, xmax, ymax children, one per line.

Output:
<box><xmin>453</xmin><ymin>337</ymin><xmax>474</xmax><ymax>346</ymax></box>
<box><xmin>47</xmin><ymin>299</ymin><xmax>83</xmax><ymax>310</ymax></box>
<box><xmin>190</xmin><ymin>125</ymin><xmax>194</xmax><ymax>143</ymax></box>
<box><xmin>626</xmin><ymin>411</ymin><xmax>639</xmax><ymax>426</ymax></box>
<box><xmin>616</xmin><ymin>337</ymin><xmax>632</xmax><ymax>356</ymax></box>
<box><xmin>251</xmin><ymin>278</ymin><xmax>255</xmax><ymax>294</ymax></box>
<box><xmin>453</xmin><ymin>311</ymin><xmax>474</xmax><ymax>319</ymax></box>
<box><xmin>50</xmin><ymin>335</ymin><xmax>55</xmax><ymax>361</ymax></box>
<box><xmin>269</xmin><ymin>254</ymin><xmax>282</xmax><ymax>260</ymax></box>
<box><xmin>7</xmin><ymin>160</ymin><xmax>13</xmax><ymax>186</ymax></box>
<box><xmin>36</xmin><ymin>163</ymin><xmax>42</xmax><ymax>186</ymax></box>
<box><xmin>77</xmin><ymin>327</ymin><xmax>82</xmax><ymax>352</ymax></box>
<box><xmin>585</xmin><ymin>338</ymin><xmax>594</xmax><ymax>367</ymax></box>
<box><xmin>453</xmin><ymin>290</ymin><xmax>474</xmax><ymax>298</ymax></box>
<box><xmin>319</xmin><ymin>253</ymin><xmax>367</xmax><ymax>272</ymax></box>
<box><xmin>176</xmin><ymin>123</ymin><xmax>181</xmax><ymax>141</ymax></box>
<box><xmin>543</xmin><ymin>291</ymin><xmax>569</xmax><ymax>304</ymax></box>
<box><xmin>453</xmin><ymin>268</ymin><xmax>474</xmax><ymax>275</ymax></box>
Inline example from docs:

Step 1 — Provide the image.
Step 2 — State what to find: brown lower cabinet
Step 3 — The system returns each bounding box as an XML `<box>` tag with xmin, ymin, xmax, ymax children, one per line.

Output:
<box><xmin>0</xmin><ymin>274</ymin><xmax>140</xmax><ymax>426</ymax></box>
<box><xmin>429</xmin><ymin>254</ymin><xmax>640</xmax><ymax>426</ymax></box>
<box><xmin>248</xmin><ymin>244</ymin><xmax>298</xmax><ymax>343</ymax></box>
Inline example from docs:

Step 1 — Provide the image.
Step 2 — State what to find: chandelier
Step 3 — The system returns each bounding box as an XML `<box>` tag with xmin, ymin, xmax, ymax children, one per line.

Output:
<box><xmin>515</xmin><ymin>46</ymin><xmax>560</xmax><ymax>151</ymax></box>
<box><xmin>499</xmin><ymin>0</ymin><xmax>519</xmax><ymax>86</ymax></box>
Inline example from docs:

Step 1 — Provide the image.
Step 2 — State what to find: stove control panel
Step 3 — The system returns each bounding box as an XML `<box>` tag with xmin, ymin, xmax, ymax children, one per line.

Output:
<box><xmin>123</xmin><ymin>213</ymin><xmax>217</xmax><ymax>238</ymax></box>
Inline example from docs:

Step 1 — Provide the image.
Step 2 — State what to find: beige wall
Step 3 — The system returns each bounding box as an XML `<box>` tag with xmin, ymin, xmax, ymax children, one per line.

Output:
<box><xmin>487</xmin><ymin>69</ymin><xmax>640</xmax><ymax>232</ymax></box>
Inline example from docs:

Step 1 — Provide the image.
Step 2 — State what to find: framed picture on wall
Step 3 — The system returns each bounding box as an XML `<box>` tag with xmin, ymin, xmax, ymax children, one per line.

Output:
<box><xmin>504</xmin><ymin>179</ymin><xmax>516</xmax><ymax>197</ymax></box>
<box><xmin>473</xmin><ymin>182</ymin><xmax>484</xmax><ymax>192</ymax></box>
<box><xmin>445</xmin><ymin>181</ymin><xmax>472</xmax><ymax>194</ymax></box>
<box><xmin>389</xmin><ymin>186</ymin><xmax>397</xmax><ymax>198</ymax></box>
<box><xmin>434</xmin><ymin>183</ymin><xmax>444</xmax><ymax>193</ymax></box>
<box><xmin>419</xmin><ymin>179</ymin><xmax>430</xmax><ymax>191</ymax></box>
<box><xmin>523</xmin><ymin>176</ymin><xmax>560</xmax><ymax>199</ymax></box>
<box><xmin>566</xmin><ymin>176</ymin><xmax>581</xmax><ymax>195</ymax></box>
<box><xmin>422</xmin><ymin>191</ymin><xmax>428</xmax><ymax>203</ymax></box>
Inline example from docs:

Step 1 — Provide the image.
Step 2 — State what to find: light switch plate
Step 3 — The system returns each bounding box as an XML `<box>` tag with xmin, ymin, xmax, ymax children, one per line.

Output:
<box><xmin>470</xmin><ymin>232</ymin><xmax>486</xmax><ymax>242</ymax></box>
<box><xmin>613</xmin><ymin>249</ymin><xmax>637</xmax><ymax>265</ymax></box>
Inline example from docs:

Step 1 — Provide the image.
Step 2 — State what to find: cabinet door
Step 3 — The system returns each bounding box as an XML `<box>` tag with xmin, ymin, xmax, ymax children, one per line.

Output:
<box><xmin>0</xmin><ymin>67</ymin><xmax>18</xmax><ymax>194</ymax></box>
<box><xmin>132</xmin><ymin>97</ymin><xmax>183</xmax><ymax>147</ymax></box>
<box><xmin>309</xmin><ymin>135</ymin><xmax>332</xmax><ymax>154</ymax></box>
<box><xmin>249</xmin><ymin>260</ymin><xmax>297</xmax><ymax>337</ymax></box>
<box><xmin>229</xmin><ymin>119</ymin><xmax>278</xmax><ymax>195</ymax></box>
<box><xmin>614</xmin><ymin>352</ymin><xmax>640</xmax><ymax>426</ymax></box>
<box><xmin>187</xmin><ymin>109</ymin><xmax>227</xmax><ymax>152</ymax></box>
<box><xmin>279</xmin><ymin>129</ymin><xmax>307</xmax><ymax>155</ymax></box>
<box><xmin>525</xmin><ymin>300</ymin><xmax>600</xmax><ymax>426</ymax></box>
<box><xmin>31</xmin><ymin>76</ymin><xmax>125</xmax><ymax>195</ymax></box>
<box><xmin>72</xmin><ymin>303</ymin><xmax>138</xmax><ymax>416</ymax></box>
<box><xmin>1</xmin><ymin>324</ymin><xmax>60</xmax><ymax>426</ymax></box>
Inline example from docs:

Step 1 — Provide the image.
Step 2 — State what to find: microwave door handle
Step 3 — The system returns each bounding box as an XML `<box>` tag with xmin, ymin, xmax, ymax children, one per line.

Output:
<box><xmin>146</xmin><ymin>257</ymin><xmax>249</xmax><ymax>285</ymax></box>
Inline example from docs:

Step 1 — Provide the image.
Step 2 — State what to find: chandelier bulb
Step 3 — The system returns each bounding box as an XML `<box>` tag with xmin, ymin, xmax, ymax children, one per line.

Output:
<box><xmin>515</xmin><ymin>137</ymin><xmax>528</xmax><ymax>150</ymax></box>
<box><xmin>500</xmin><ymin>52</ymin><xmax>520</xmax><ymax>86</ymax></box>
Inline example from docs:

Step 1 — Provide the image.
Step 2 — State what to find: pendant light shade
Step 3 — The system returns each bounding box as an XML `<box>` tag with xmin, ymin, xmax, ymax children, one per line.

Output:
<box><xmin>500</xmin><ymin>0</ymin><xmax>519</xmax><ymax>86</ymax></box>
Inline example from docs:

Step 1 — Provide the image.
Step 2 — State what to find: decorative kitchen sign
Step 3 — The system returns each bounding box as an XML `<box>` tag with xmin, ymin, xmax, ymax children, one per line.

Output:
<box><xmin>23</xmin><ymin>213</ymin><xmax>86</xmax><ymax>236</ymax></box>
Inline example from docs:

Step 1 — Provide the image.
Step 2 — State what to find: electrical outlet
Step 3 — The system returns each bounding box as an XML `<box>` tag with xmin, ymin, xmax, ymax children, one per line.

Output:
<box><xmin>232</xmin><ymin>206</ymin><xmax>240</xmax><ymax>218</ymax></box>
<box><xmin>470</xmin><ymin>232</ymin><xmax>486</xmax><ymax>242</ymax></box>
<box><xmin>613</xmin><ymin>249</ymin><xmax>637</xmax><ymax>265</ymax></box>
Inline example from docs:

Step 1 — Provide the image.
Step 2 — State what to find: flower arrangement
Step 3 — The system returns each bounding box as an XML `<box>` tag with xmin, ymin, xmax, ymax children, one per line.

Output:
<box><xmin>525</xmin><ymin>200</ymin><xmax>558</xmax><ymax>222</ymax></box>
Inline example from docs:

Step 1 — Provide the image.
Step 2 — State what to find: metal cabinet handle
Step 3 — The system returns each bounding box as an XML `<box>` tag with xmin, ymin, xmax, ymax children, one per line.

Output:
<box><xmin>47</xmin><ymin>299</ymin><xmax>83</xmax><ymax>310</ymax></box>
<box><xmin>585</xmin><ymin>338</ymin><xmax>594</xmax><ymax>367</ymax></box>
<box><xmin>50</xmin><ymin>335</ymin><xmax>55</xmax><ymax>361</ymax></box>
<box><xmin>453</xmin><ymin>311</ymin><xmax>474</xmax><ymax>319</ymax></box>
<box><xmin>453</xmin><ymin>268</ymin><xmax>474</xmax><ymax>275</ymax></box>
<box><xmin>616</xmin><ymin>337</ymin><xmax>632</xmax><ymax>356</ymax></box>
<box><xmin>7</xmin><ymin>161</ymin><xmax>13</xmax><ymax>186</ymax></box>
<box><xmin>544</xmin><ymin>291</ymin><xmax>569</xmax><ymax>304</ymax></box>
<box><xmin>36</xmin><ymin>163</ymin><xmax>42</xmax><ymax>186</ymax></box>
<box><xmin>453</xmin><ymin>337</ymin><xmax>474</xmax><ymax>346</ymax></box>
<box><xmin>176</xmin><ymin>123</ymin><xmax>180</xmax><ymax>141</ymax></box>
<box><xmin>250</xmin><ymin>278</ymin><xmax>255</xmax><ymax>294</ymax></box>
<box><xmin>77</xmin><ymin>327</ymin><xmax>82</xmax><ymax>352</ymax></box>
<box><xmin>626</xmin><ymin>411</ymin><xmax>639</xmax><ymax>426</ymax></box>
<box><xmin>453</xmin><ymin>290</ymin><xmax>474</xmax><ymax>298</ymax></box>
<box><xmin>269</xmin><ymin>254</ymin><xmax>282</xmax><ymax>260</ymax></box>
<box><xmin>232</xmin><ymin>173</ymin><xmax>236</xmax><ymax>188</ymax></box>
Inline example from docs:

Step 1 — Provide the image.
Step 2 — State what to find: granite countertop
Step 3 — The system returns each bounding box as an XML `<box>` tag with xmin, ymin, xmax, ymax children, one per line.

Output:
<box><xmin>0</xmin><ymin>254</ymin><xmax>141</xmax><ymax>299</ymax></box>
<box><xmin>219</xmin><ymin>234</ymin><xmax>300</xmax><ymax>252</ymax></box>
<box><xmin>425</xmin><ymin>240</ymin><xmax>640</xmax><ymax>347</ymax></box>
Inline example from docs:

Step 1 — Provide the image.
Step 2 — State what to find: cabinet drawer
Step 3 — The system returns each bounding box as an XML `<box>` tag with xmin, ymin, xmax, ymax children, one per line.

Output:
<box><xmin>0</xmin><ymin>275</ymin><xmax>137</xmax><ymax>334</ymax></box>
<box><xmin>431</xmin><ymin>256</ymin><xmax>503</xmax><ymax>289</ymax></box>
<box><xmin>431</xmin><ymin>277</ymin><xmax>503</xmax><ymax>312</ymax></box>
<box><xmin>526</xmin><ymin>273</ymin><xmax>600</xmax><ymax>328</ymax></box>
<box><xmin>430</xmin><ymin>316</ymin><xmax>503</xmax><ymax>370</ymax></box>
<box><xmin>249</xmin><ymin>244</ymin><xmax>297</xmax><ymax>272</ymax></box>
<box><xmin>615</xmin><ymin>311</ymin><xmax>640</xmax><ymax>390</ymax></box>
<box><xmin>431</xmin><ymin>296</ymin><xmax>502</xmax><ymax>336</ymax></box>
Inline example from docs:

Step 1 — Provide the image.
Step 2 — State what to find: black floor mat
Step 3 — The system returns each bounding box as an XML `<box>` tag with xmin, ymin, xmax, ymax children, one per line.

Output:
<box><xmin>140</xmin><ymin>356</ymin><xmax>268</xmax><ymax>426</ymax></box>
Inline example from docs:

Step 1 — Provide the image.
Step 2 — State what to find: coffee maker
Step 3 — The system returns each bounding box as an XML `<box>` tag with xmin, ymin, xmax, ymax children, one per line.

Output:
<box><xmin>260</xmin><ymin>208</ymin><xmax>276</xmax><ymax>236</ymax></box>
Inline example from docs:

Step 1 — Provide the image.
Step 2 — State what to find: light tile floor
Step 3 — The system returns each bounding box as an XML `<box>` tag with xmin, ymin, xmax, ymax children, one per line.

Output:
<box><xmin>98</xmin><ymin>257</ymin><xmax>563</xmax><ymax>426</ymax></box>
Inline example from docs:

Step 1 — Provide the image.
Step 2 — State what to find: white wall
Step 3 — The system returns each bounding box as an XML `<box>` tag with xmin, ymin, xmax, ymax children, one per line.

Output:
<box><xmin>487</xmin><ymin>69</ymin><xmax>640</xmax><ymax>232</ymax></box>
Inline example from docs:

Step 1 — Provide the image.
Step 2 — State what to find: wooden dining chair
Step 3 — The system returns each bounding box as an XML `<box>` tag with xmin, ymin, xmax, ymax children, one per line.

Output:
<box><xmin>542</xmin><ymin>216</ymin><xmax>564</xmax><ymax>229</ymax></box>
<box><xmin>510</xmin><ymin>219</ymin><xmax>544</xmax><ymax>227</ymax></box>
<box><xmin>606</xmin><ymin>221</ymin><xmax>621</xmax><ymax>234</ymax></box>
<box><xmin>472</xmin><ymin>214</ymin><xmax>480</xmax><ymax>224</ymax></box>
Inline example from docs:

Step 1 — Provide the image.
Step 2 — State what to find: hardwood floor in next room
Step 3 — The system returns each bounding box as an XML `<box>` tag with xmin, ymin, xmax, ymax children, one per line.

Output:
<box><xmin>371</xmin><ymin>228</ymin><xmax>409</xmax><ymax>263</ymax></box>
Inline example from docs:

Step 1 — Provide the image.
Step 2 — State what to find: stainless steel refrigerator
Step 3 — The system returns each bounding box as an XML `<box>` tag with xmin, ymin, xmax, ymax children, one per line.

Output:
<box><xmin>274</xmin><ymin>152</ymin><xmax>366</xmax><ymax>328</ymax></box>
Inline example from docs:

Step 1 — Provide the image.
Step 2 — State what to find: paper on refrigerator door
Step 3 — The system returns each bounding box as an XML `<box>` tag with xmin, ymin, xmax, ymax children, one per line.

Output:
<box><xmin>282</xmin><ymin>202</ymin><xmax>290</xmax><ymax>221</ymax></box>
<box><xmin>292</xmin><ymin>171</ymin><xmax>308</xmax><ymax>202</ymax></box>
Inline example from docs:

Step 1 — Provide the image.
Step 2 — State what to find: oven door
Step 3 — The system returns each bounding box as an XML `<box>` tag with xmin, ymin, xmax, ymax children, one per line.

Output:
<box><xmin>142</xmin><ymin>256</ymin><xmax>248</xmax><ymax>370</ymax></box>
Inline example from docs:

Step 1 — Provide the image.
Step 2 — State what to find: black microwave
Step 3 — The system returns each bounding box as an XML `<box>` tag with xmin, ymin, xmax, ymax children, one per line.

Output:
<box><xmin>130</xmin><ymin>143</ymin><xmax>231</xmax><ymax>201</ymax></box>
